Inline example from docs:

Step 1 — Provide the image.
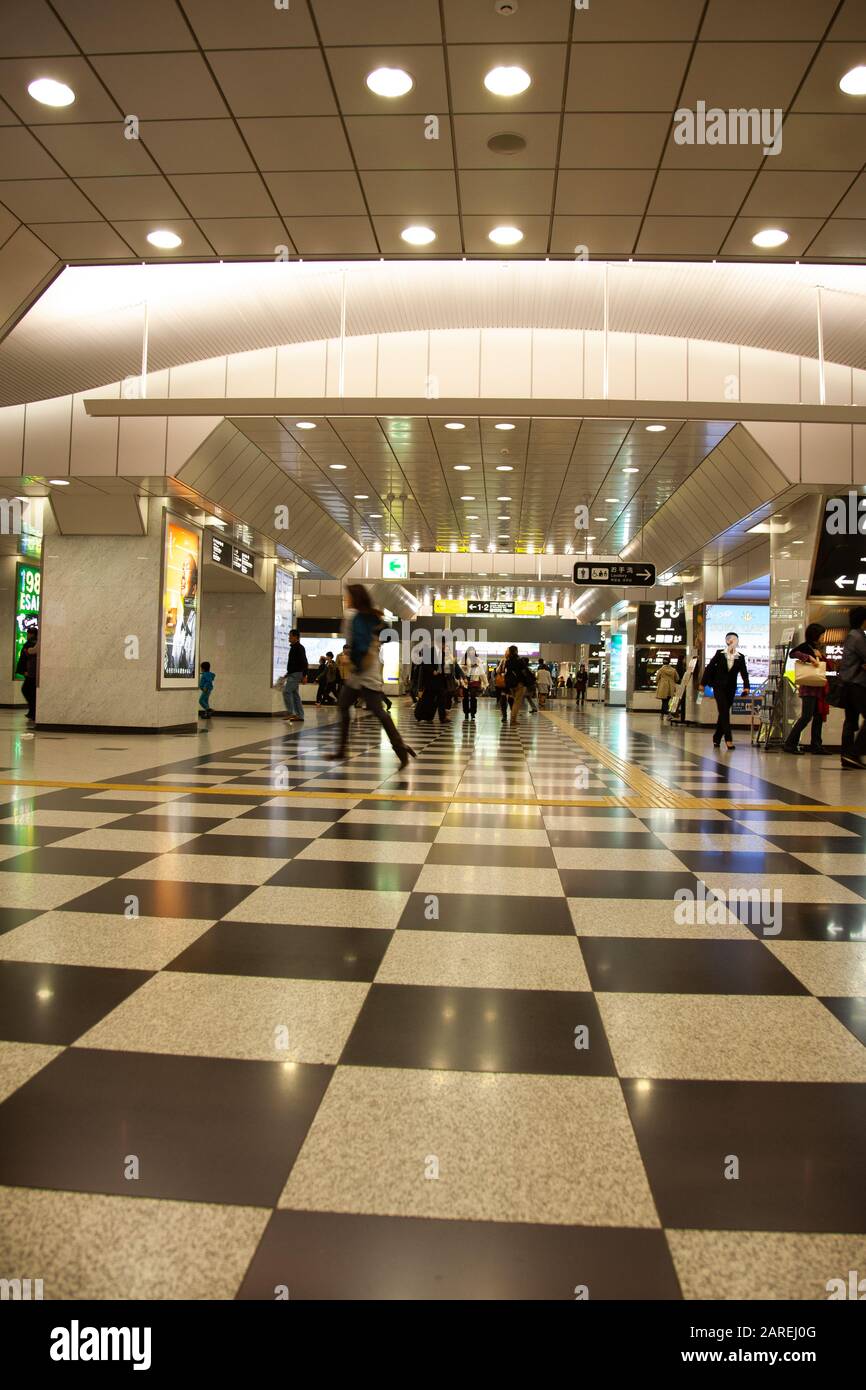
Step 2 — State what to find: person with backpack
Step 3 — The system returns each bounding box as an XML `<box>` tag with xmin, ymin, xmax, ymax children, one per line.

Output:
<box><xmin>654</xmin><ymin>659</ymin><xmax>679</xmax><ymax>717</ymax></box>
<box><xmin>330</xmin><ymin>584</ymin><xmax>416</xmax><ymax>768</ymax></box>
<box><xmin>497</xmin><ymin>645</ymin><xmax>527</xmax><ymax>725</ymax></box>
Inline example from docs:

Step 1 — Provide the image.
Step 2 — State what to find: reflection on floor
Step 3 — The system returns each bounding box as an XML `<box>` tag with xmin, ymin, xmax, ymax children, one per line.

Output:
<box><xmin>0</xmin><ymin>698</ymin><xmax>864</xmax><ymax>1299</ymax></box>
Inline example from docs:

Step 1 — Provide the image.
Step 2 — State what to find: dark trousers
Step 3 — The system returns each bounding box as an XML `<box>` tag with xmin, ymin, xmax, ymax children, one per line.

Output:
<box><xmin>841</xmin><ymin>684</ymin><xmax>866</xmax><ymax>760</ymax></box>
<box><xmin>21</xmin><ymin>676</ymin><xmax>36</xmax><ymax>720</ymax></box>
<box><xmin>659</xmin><ymin>697</ymin><xmax>671</xmax><ymax>716</ymax></box>
<box><xmin>462</xmin><ymin>688</ymin><xmax>478</xmax><ymax>716</ymax></box>
<box><xmin>575</xmin><ymin>688</ymin><xmax>586</xmax><ymax>705</ymax></box>
<box><xmin>713</xmin><ymin>692</ymin><xmax>734</xmax><ymax>745</ymax></box>
<box><xmin>786</xmin><ymin>694</ymin><xmax>823</xmax><ymax>750</ymax></box>
<box><xmin>337</xmin><ymin>683</ymin><xmax>404</xmax><ymax>756</ymax></box>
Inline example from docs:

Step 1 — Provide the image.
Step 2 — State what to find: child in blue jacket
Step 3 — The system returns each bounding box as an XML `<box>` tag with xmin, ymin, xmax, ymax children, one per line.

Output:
<box><xmin>198</xmin><ymin>661</ymin><xmax>215</xmax><ymax>720</ymax></box>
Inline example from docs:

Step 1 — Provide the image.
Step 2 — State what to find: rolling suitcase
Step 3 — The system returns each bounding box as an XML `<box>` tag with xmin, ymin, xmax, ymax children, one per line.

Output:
<box><xmin>414</xmin><ymin>688</ymin><xmax>437</xmax><ymax>722</ymax></box>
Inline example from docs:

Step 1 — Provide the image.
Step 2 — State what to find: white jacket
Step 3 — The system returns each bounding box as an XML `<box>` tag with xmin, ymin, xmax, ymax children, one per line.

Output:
<box><xmin>536</xmin><ymin>668</ymin><xmax>553</xmax><ymax>694</ymax></box>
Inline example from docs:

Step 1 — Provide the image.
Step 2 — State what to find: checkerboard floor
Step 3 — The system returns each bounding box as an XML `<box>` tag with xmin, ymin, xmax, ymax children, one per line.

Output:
<box><xmin>1</xmin><ymin>699</ymin><xmax>864</xmax><ymax>1300</ymax></box>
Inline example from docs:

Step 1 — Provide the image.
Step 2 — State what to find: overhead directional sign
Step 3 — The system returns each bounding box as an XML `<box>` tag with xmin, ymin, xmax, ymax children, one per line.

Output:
<box><xmin>573</xmin><ymin>561</ymin><xmax>656</xmax><ymax>586</ymax></box>
<box><xmin>810</xmin><ymin>513</ymin><xmax>866</xmax><ymax>596</ymax></box>
<box><xmin>383</xmin><ymin>552</ymin><xmax>408</xmax><ymax>579</ymax></box>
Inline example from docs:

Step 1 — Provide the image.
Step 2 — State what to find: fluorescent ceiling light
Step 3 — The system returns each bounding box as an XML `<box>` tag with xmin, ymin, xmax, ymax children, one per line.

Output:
<box><xmin>295</xmin><ymin>421</ymin><xmax>316</xmax><ymax>429</ymax></box>
<box><xmin>488</xmin><ymin>225</ymin><xmax>523</xmax><ymax>246</ymax></box>
<box><xmin>366</xmin><ymin>67</ymin><xmax>413</xmax><ymax>98</ymax></box>
<box><xmin>49</xmin><ymin>479</ymin><xmax>70</xmax><ymax>485</ymax></box>
<box><xmin>28</xmin><ymin>77</ymin><xmax>74</xmax><ymax>106</ymax></box>
<box><xmin>445</xmin><ymin>422</ymin><xmax>465</xmax><ymax>430</ymax></box>
<box><xmin>146</xmin><ymin>229</ymin><xmax>182</xmax><ymax>249</ymax></box>
<box><xmin>645</xmin><ymin>424</ymin><xmax>666</xmax><ymax>433</ymax></box>
<box><xmin>484</xmin><ymin>66</ymin><xmax>531</xmax><ymax>97</ymax></box>
<box><xmin>497</xmin><ymin>495</ymin><xmax>511</xmax><ymax>501</ymax></box>
<box><xmin>453</xmin><ymin>465</ymin><xmax>471</xmax><ymax>471</ymax></box>
<box><xmin>839</xmin><ymin>65</ymin><xmax>866</xmax><ymax>95</ymax></box>
<box><xmin>623</xmin><ymin>467</ymin><xmax>640</xmax><ymax>473</ymax></box>
<box><xmin>401</xmin><ymin>225</ymin><xmax>436</xmax><ymax>246</ymax></box>
<box><xmin>752</xmin><ymin>228</ymin><xmax>788</xmax><ymax>249</ymax></box>
<box><xmin>353</xmin><ymin>493</ymin><xmax>368</xmax><ymax>499</ymax></box>
<box><xmin>460</xmin><ymin>495</ymin><xmax>475</xmax><ymax>500</ymax></box>
<box><xmin>496</xmin><ymin>464</ymin><xmax>513</xmax><ymax>472</ymax></box>
<box><xmin>329</xmin><ymin>463</ymin><xmax>346</xmax><ymax>470</ymax></box>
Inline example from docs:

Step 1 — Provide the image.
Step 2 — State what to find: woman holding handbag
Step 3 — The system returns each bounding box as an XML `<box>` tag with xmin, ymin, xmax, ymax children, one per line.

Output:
<box><xmin>783</xmin><ymin>623</ymin><xmax>828</xmax><ymax>755</ymax></box>
<box><xmin>329</xmin><ymin>584</ymin><xmax>416</xmax><ymax>768</ymax></box>
<box><xmin>459</xmin><ymin>645</ymin><xmax>487</xmax><ymax>720</ymax></box>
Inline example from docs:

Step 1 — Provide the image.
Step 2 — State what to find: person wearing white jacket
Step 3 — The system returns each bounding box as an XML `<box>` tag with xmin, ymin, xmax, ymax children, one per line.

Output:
<box><xmin>535</xmin><ymin>662</ymin><xmax>553</xmax><ymax>707</ymax></box>
<box><xmin>459</xmin><ymin>646</ymin><xmax>488</xmax><ymax>719</ymax></box>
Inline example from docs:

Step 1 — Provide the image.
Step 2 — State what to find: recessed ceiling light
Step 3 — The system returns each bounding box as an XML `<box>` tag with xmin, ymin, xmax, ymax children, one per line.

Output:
<box><xmin>604</xmin><ymin>497</ymin><xmax>620</xmax><ymax>502</ymax></box>
<box><xmin>470</xmin><ymin>533</ymin><xmax>482</xmax><ymax>538</ymax></box>
<box><xmin>329</xmin><ymin>463</ymin><xmax>346</xmax><ymax>470</ymax></box>
<box><xmin>146</xmin><ymin>228</ymin><xmax>182</xmax><ymax>249</ymax></box>
<box><xmin>484</xmin><ymin>65</ymin><xmax>531</xmax><ymax>97</ymax></box>
<box><xmin>839</xmin><ymin>65</ymin><xmax>866</xmax><ymax>95</ymax></box>
<box><xmin>295</xmin><ymin>421</ymin><xmax>316</xmax><ymax>429</ymax></box>
<box><xmin>28</xmin><ymin>77</ymin><xmax>74</xmax><ymax>107</ymax></box>
<box><xmin>366</xmin><ymin>67</ymin><xmax>414</xmax><ymax>98</ymax></box>
<box><xmin>487</xmin><ymin>131</ymin><xmax>527</xmax><ymax>154</ymax></box>
<box><xmin>453</xmin><ymin>464</ymin><xmax>471</xmax><ymax>471</ymax></box>
<box><xmin>460</xmin><ymin>495</ymin><xmax>475</xmax><ymax>500</ymax></box>
<box><xmin>401</xmin><ymin>224</ymin><xmax>436</xmax><ymax>246</ymax></box>
<box><xmin>645</xmin><ymin>424</ymin><xmax>666</xmax><ymax>433</ymax></box>
<box><xmin>445</xmin><ymin>421</ymin><xmax>465</xmax><ymax>430</ymax></box>
<box><xmin>623</xmin><ymin>467</ymin><xmax>640</xmax><ymax>473</ymax></box>
<box><xmin>353</xmin><ymin>493</ymin><xmax>368</xmax><ymax>499</ymax></box>
<box><xmin>497</xmin><ymin>495</ymin><xmax>512</xmax><ymax>501</ymax></box>
<box><xmin>594</xmin><ymin>516</ymin><xmax>608</xmax><ymax>521</ymax></box>
<box><xmin>466</xmin><ymin>514</ymin><xmax>479</xmax><ymax>520</ymax></box>
<box><xmin>488</xmin><ymin>225</ymin><xmax>523</xmax><ymax>246</ymax></box>
<box><xmin>498</xmin><ymin>514</ymin><xmax>510</xmax><ymax>519</ymax></box>
<box><xmin>499</xmin><ymin>533</ymin><xmax>510</xmax><ymax>539</ymax></box>
<box><xmin>496</xmin><ymin>464</ymin><xmax>513</xmax><ymax>472</ymax></box>
<box><xmin>494</xmin><ymin>421</ymin><xmax>516</xmax><ymax>430</ymax></box>
<box><xmin>369</xmin><ymin>512</ymin><xmax>383</xmax><ymax>518</ymax></box>
<box><xmin>752</xmin><ymin>227</ymin><xmax>788</xmax><ymax>249</ymax></box>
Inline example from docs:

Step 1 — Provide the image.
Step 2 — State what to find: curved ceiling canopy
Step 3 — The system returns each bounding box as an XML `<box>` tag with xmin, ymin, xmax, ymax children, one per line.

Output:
<box><xmin>2</xmin><ymin>259</ymin><xmax>866</xmax><ymax>407</ymax></box>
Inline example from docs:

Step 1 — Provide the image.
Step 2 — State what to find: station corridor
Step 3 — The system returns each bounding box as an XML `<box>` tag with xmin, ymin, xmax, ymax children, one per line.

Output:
<box><xmin>0</xmin><ymin>701</ymin><xmax>864</xmax><ymax>1301</ymax></box>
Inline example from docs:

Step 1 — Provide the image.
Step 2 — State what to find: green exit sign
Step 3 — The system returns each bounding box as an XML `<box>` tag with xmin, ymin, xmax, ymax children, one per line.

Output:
<box><xmin>383</xmin><ymin>552</ymin><xmax>408</xmax><ymax>579</ymax></box>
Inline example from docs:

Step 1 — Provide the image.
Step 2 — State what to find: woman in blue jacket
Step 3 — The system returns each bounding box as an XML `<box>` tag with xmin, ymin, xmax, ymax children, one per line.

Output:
<box><xmin>329</xmin><ymin>584</ymin><xmax>416</xmax><ymax>769</ymax></box>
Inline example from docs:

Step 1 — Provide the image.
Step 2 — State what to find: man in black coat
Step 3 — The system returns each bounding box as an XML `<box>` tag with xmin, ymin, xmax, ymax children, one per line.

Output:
<box><xmin>701</xmin><ymin>631</ymin><xmax>750</xmax><ymax>750</ymax></box>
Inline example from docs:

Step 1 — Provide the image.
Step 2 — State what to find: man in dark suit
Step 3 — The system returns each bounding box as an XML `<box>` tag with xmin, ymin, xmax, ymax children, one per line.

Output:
<box><xmin>701</xmin><ymin>631</ymin><xmax>750</xmax><ymax>750</ymax></box>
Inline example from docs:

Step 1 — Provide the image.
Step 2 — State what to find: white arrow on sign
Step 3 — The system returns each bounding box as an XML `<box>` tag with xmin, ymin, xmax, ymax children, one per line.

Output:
<box><xmin>836</xmin><ymin>575</ymin><xmax>854</xmax><ymax>588</ymax></box>
<box><xmin>634</xmin><ymin>567</ymin><xmax>653</xmax><ymax>582</ymax></box>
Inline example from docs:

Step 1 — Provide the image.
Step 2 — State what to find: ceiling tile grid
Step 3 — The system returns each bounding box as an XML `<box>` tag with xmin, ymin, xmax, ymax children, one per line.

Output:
<box><xmin>0</xmin><ymin>0</ymin><xmax>861</xmax><ymax>287</ymax></box>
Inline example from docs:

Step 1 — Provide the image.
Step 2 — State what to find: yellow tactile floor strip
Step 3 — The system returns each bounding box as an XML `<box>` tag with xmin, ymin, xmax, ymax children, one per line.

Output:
<box><xmin>541</xmin><ymin>709</ymin><xmax>698</xmax><ymax>809</ymax></box>
<box><xmin>0</xmin><ymin>775</ymin><xmax>862</xmax><ymax>813</ymax></box>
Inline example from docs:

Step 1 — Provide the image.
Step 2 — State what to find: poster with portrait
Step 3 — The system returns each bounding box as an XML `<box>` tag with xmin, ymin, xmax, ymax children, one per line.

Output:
<box><xmin>160</xmin><ymin>515</ymin><xmax>201</xmax><ymax>686</ymax></box>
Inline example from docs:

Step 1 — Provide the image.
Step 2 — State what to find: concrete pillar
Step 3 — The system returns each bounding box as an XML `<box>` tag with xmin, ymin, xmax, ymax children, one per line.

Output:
<box><xmin>38</xmin><ymin>498</ymin><xmax>198</xmax><ymax>732</ymax></box>
<box><xmin>198</xmin><ymin>557</ymin><xmax>288</xmax><ymax>717</ymax></box>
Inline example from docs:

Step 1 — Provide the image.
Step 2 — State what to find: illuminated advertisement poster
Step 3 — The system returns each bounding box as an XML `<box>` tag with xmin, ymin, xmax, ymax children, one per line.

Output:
<box><xmin>160</xmin><ymin>516</ymin><xmax>201</xmax><ymax>685</ymax></box>
<box><xmin>609</xmin><ymin>631</ymin><xmax>627</xmax><ymax>691</ymax></box>
<box><xmin>704</xmin><ymin>603</ymin><xmax>770</xmax><ymax>696</ymax></box>
<box><xmin>272</xmin><ymin>567</ymin><xmax>294</xmax><ymax>685</ymax></box>
<box><xmin>14</xmin><ymin>562</ymin><xmax>40</xmax><ymax>682</ymax></box>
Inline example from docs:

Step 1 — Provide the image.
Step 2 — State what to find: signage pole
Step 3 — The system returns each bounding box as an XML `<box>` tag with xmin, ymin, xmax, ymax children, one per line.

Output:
<box><xmin>816</xmin><ymin>286</ymin><xmax>826</xmax><ymax>408</ymax></box>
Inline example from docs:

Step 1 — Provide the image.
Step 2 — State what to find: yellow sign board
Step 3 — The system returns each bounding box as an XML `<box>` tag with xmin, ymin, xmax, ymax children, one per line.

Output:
<box><xmin>515</xmin><ymin>600</ymin><xmax>545</xmax><ymax>617</ymax></box>
<box><xmin>433</xmin><ymin>598</ymin><xmax>466</xmax><ymax>615</ymax></box>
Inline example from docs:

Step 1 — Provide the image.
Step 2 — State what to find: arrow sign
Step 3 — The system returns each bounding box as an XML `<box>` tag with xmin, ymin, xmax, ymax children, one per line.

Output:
<box><xmin>836</xmin><ymin>575</ymin><xmax>854</xmax><ymax>589</ymax></box>
<box><xmin>573</xmin><ymin>561</ymin><xmax>657</xmax><ymax>587</ymax></box>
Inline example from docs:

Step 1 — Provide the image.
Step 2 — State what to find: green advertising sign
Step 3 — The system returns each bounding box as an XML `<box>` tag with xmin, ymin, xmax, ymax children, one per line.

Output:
<box><xmin>14</xmin><ymin>562</ymin><xmax>40</xmax><ymax>682</ymax></box>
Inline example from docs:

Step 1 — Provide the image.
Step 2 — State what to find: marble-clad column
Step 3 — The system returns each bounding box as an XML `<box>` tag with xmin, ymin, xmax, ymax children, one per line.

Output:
<box><xmin>38</xmin><ymin>498</ymin><xmax>198</xmax><ymax>732</ymax></box>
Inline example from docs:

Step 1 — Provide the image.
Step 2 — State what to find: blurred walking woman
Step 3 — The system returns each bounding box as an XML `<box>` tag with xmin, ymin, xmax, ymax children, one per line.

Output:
<box><xmin>330</xmin><ymin>584</ymin><xmax>416</xmax><ymax>769</ymax></box>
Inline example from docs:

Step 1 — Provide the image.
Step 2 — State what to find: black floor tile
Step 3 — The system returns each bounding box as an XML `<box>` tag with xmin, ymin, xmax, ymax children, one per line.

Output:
<box><xmin>736</xmin><ymin>901</ymin><xmax>866</xmax><ymax>941</ymax></box>
<box><xmin>171</xmin><ymin>791</ymin><xmax>276</xmax><ymax>806</ymax></box>
<box><xmin>673</xmin><ymin>850</ymin><xmax>818</xmax><ymax>876</ymax></box>
<box><xmin>0</xmin><ymin>846</ymin><xmax>158</xmax><ymax>877</ymax></box>
<box><xmin>758</xmin><ymin>833</ymin><xmax>866</xmax><ymax>853</ymax></box>
<box><xmin>559</xmin><ymin>870</ymin><xmax>699</xmax><ymax>900</ymax></box>
<box><xmin>546</xmin><ymin>830</ymin><xmax>666</xmax><ymax>851</ymax></box>
<box><xmin>0</xmin><ymin>823</ymin><xmax>81</xmax><ymax>847</ymax></box>
<box><xmin>0</xmin><ymin>1048</ymin><xmax>331</xmax><ymax>1206</ymax></box>
<box><xmin>237</xmin><ymin>1209</ymin><xmax>681</xmax><ymax>1300</ymax></box>
<box><xmin>166</xmin><ymin>921</ymin><xmax>390</xmax><ymax>982</ymax></box>
<box><xmin>319</xmin><ymin>821</ymin><xmax>439</xmax><ymax>842</ymax></box>
<box><xmin>579</xmin><ymin>938</ymin><xmax>807</xmax><ymax>995</ymax></box>
<box><xmin>341</xmin><ymin>983</ymin><xmax>615</xmax><ymax>1075</ymax></box>
<box><xmin>236</xmin><ymin>804</ymin><xmax>349</xmax><ymax>823</ymax></box>
<box><xmin>167</xmin><ymin>834</ymin><xmax>308</xmax><ymax>860</ymax></box>
<box><xmin>827</xmin><ymin>877</ymin><xmax>866</xmax><ymax>901</ymax></box>
<box><xmin>425</xmin><ymin>842</ymin><xmax>556</xmax><ymax>869</ymax></box>
<box><xmin>623</xmin><ymin>1078</ymin><xmax>866</xmax><ymax>1232</ymax></box>
<box><xmin>62</xmin><ymin>879</ymin><xmax>255</xmax><ymax>920</ymax></box>
<box><xmin>819</xmin><ymin>996</ymin><xmax>866</xmax><ymax>1047</ymax></box>
<box><xmin>397</xmin><ymin>892</ymin><xmax>575</xmax><ymax>935</ymax></box>
<box><xmin>0</xmin><ymin>908</ymin><xmax>43</xmax><ymax>937</ymax></box>
<box><xmin>440</xmin><ymin>811</ymin><xmax>543</xmax><ymax>829</ymax></box>
<box><xmin>0</xmin><ymin>960</ymin><xmax>151</xmax><ymax>1044</ymax></box>
<box><xmin>106</xmin><ymin>813</ymin><xmax>230</xmax><ymax>834</ymax></box>
<box><xmin>266</xmin><ymin>860</ymin><xmax>422</xmax><ymax>892</ymax></box>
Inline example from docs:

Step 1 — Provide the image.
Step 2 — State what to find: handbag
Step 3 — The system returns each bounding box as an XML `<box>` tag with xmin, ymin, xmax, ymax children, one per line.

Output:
<box><xmin>827</xmin><ymin>677</ymin><xmax>847</xmax><ymax>709</ymax></box>
<box><xmin>794</xmin><ymin>660</ymin><xmax>826</xmax><ymax>688</ymax></box>
<box><xmin>495</xmin><ymin>672</ymin><xmax>506</xmax><ymax>690</ymax></box>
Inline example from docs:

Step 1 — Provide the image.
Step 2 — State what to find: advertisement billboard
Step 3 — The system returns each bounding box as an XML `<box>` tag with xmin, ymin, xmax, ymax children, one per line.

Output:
<box><xmin>14</xmin><ymin>562</ymin><xmax>40</xmax><ymax>682</ymax></box>
<box><xmin>160</xmin><ymin>516</ymin><xmax>201</xmax><ymax>686</ymax></box>
<box><xmin>703</xmin><ymin>603</ymin><xmax>770</xmax><ymax>696</ymax></box>
<box><xmin>272</xmin><ymin>567</ymin><xmax>295</xmax><ymax>685</ymax></box>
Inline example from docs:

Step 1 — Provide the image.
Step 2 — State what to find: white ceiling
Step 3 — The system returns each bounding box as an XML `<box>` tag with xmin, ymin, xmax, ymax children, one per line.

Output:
<box><xmin>0</xmin><ymin>0</ymin><xmax>864</xmax><ymax>337</ymax></box>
